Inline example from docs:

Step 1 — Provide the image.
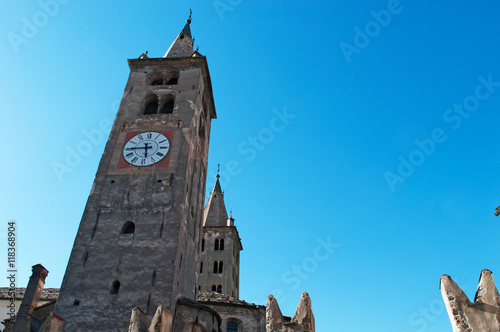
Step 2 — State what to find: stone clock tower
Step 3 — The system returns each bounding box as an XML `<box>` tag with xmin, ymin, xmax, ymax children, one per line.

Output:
<box><xmin>54</xmin><ymin>17</ymin><xmax>216</xmax><ymax>331</ymax></box>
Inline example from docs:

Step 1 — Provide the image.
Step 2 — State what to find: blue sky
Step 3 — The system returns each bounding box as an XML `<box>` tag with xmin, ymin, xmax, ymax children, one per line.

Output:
<box><xmin>2</xmin><ymin>1</ymin><xmax>500</xmax><ymax>331</ymax></box>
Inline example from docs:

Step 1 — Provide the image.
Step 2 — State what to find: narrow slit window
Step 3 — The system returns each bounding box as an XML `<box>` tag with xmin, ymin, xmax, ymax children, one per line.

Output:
<box><xmin>216</xmin><ymin>285</ymin><xmax>222</xmax><ymax>293</ymax></box>
<box><xmin>214</xmin><ymin>239</ymin><xmax>219</xmax><ymax>251</ymax></box>
<box><xmin>218</xmin><ymin>261</ymin><xmax>223</xmax><ymax>274</ymax></box>
<box><xmin>219</xmin><ymin>239</ymin><xmax>224</xmax><ymax>250</ymax></box>
<box><xmin>213</xmin><ymin>261</ymin><xmax>218</xmax><ymax>274</ymax></box>
<box><xmin>83</xmin><ymin>251</ymin><xmax>89</xmax><ymax>266</ymax></box>
<box><xmin>200</xmin><ymin>261</ymin><xmax>203</xmax><ymax>274</ymax></box>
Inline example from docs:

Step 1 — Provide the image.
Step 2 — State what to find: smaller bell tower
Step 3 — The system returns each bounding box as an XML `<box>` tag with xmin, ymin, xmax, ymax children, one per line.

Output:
<box><xmin>199</xmin><ymin>173</ymin><xmax>243</xmax><ymax>298</ymax></box>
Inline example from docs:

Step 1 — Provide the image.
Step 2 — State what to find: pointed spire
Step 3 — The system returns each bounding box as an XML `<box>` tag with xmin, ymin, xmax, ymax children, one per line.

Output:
<box><xmin>203</xmin><ymin>169</ymin><xmax>229</xmax><ymax>227</ymax></box>
<box><xmin>213</xmin><ymin>176</ymin><xmax>223</xmax><ymax>194</ymax></box>
<box><xmin>164</xmin><ymin>11</ymin><xmax>194</xmax><ymax>58</ymax></box>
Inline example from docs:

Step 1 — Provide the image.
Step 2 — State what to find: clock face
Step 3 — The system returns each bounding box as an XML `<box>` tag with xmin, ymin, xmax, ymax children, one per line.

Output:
<box><xmin>123</xmin><ymin>132</ymin><xmax>170</xmax><ymax>167</ymax></box>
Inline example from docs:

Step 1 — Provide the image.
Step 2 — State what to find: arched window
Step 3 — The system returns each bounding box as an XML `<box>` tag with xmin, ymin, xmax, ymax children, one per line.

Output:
<box><xmin>200</xmin><ymin>261</ymin><xmax>203</xmax><ymax>274</ymax></box>
<box><xmin>213</xmin><ymin>261</ymin><xmax>218</xmax><ymax>274</ymax></box>
<box><xmin>110</xmin><ymin>280</ymin><xmax>120</xmax><ymax>294</ymax></box>
<box><xmin>219</xmin><ymin>239</ymin><xmax>224</xmax><ymax>250</ymax></box>
<box><xmin>165</xmin><ymin>72</ymin><xmax>179</xmax><ymax>85</ymax></box>
<box><xmin>151</xmin><ymin>78</ymin><xmax>163</xmax><ymax>85</ymax></box>
<box><xmin>149</xmin><ymin>72</ymin><xmax>164</xmax><ymax>86</ymax></box>
<box><xmin>121</xmin><ymin>221</ymin><xmax>135</xmax><ymax>234</ymax></box>
<box><xmin>214</xmin><ymin>239</ymin><xmax>219</xmax><ymax>251</ymax></box>
<box><xmin>218</xmin><ymin>261</ymin><xmax>223</xmax><ymax>274</ymax></box>
<box><xmin>201</xmin><ymin>239</ymin><xmax>205</xmax><ymax>251</ymax></box>
<box><xmin>227</xmin><ymin>321</ymin><xmax>238</xmax><ymax>332</ymax></box>
<box><xmin>144</xmin><ymin>95</ymin><xmax>159</xmax><ymax>115</ymax></box>
<box><xmin>211</xmin><ymin>285</ymin><xmax>216</xmax><ymax>291</ymax></box>
<box><xmin>216</xmin><ymin>285</ymin><xmax>222</xmax><ymax>293</ymax></box>
<box><xmin>160</xmin><ymin>95</ymin><xmax>175</xmax><ymax>114</ymax></box>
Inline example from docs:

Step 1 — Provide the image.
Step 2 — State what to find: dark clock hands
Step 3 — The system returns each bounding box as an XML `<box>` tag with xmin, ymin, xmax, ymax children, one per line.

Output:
<box><xmin>125</xmin><ymin>143</ymin><xmax>152</xmax><ymax>157</ymax></box>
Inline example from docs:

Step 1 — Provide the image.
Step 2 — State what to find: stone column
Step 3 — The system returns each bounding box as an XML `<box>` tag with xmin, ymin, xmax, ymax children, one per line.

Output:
<box><xmin>13</xmin><ymin>264</ymin><xmax>49</xmax><ymax>332</ymax></box>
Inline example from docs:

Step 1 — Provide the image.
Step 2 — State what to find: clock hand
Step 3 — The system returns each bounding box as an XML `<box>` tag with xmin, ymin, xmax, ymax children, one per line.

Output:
<box><xmin>143</xmin><ymin>143</ymin><xmax>152</xmax><ymax>157</ymax></box>
<box><xmin>126</xmin><ymin>143</ymin><xmax>153</xmax><ymax>157</ymax></box>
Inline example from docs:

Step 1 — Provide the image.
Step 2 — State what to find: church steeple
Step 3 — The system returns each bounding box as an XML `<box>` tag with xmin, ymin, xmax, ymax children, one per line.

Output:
<box><xmin>199</xmin><ymin>169</ymin><xmax>242</xmax><ymax>298</ymax></box>
<box><xmin>203</xmin><ymin>171</ymin><xmax>229</xmax><ymax>227</ymax></box>
<box><xmin>54</xmin><ymin>12</ymin><xmax>217</xmax><ymax>330</ymax></box>
<box><xmin>164</xmin><ymin>11</ymin><xmax>194</xmax><ymax>58</ymax></box>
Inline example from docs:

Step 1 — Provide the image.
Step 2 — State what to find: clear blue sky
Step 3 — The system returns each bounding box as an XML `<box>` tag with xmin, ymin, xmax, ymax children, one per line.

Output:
<box><xmin>2</xmin><ymin>1</ymin><xmax>500</xmax><ymax>331</ymax></box>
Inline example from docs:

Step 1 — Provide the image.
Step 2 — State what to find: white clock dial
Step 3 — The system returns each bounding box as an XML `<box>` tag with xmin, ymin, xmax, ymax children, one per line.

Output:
<box><xmin>123</xmin><ymin>132</ymin><xmax>170</xmax><ymax>166</ymax></box>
